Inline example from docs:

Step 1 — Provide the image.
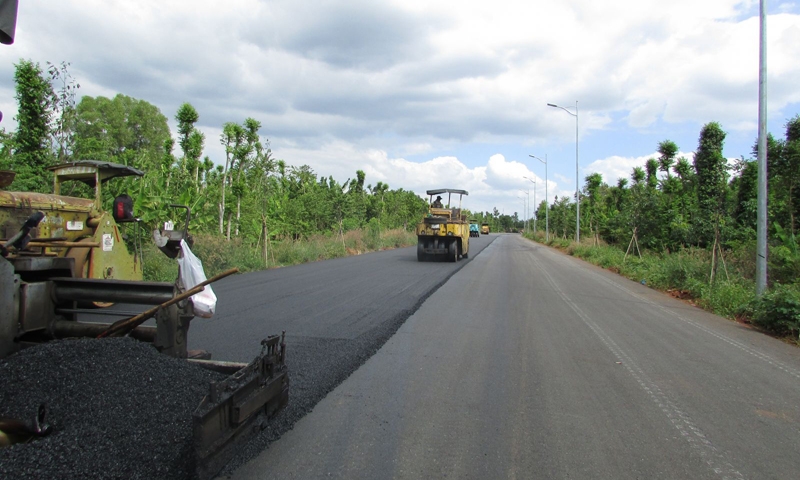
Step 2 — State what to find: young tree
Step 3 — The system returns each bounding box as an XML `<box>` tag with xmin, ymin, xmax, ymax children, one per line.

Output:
<box><xmin>175</xmin><ymin>102</ymin><xmax>199</xmax><ymax>163</ymax></box>
<box><xmin>645</xmin><ymin>158</ymin><xmax>659</xmax><ymax>189</ymax></box>
<box><xmin>47</xmin><ymin>61</ymin><xmax>80</xmax><ymax>163</ymax></box>
<box><xmin>218</xmin><ymin>122</ymin><xmax>244</xmax><ymax>235</ymax></box>
<box><xmin>657</xmin><ymin>140</ymin><xmax>678</xmax><ymax>178</ymax></box>
<box><xmin>693</xmin><ymin>121</ymin><xmax>728</xmax><ymax>247</ymax></box>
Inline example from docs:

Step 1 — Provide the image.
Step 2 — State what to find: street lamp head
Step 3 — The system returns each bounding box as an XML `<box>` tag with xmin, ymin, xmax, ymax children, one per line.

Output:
<box><xmin>546</xmin><ymin>103</ymin><xmax>558</xmax><ymax>107</ymax></box>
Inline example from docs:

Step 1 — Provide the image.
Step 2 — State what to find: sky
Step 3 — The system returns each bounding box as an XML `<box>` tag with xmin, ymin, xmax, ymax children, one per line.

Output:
<box><xmin>0</xmin><ymin>1</ymin><xmax>798</xmax><ymax>217</ymax></box>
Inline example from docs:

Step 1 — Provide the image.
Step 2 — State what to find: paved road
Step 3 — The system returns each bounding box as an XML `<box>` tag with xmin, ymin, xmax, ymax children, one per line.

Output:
<box><xmin>229</xmin><ymin>234</ymin><xmax>800</xmax><ymax>479</ymax></box>
<box><xmin>191</xmin><ymin>233</ymin><xmax>497</xmax><ymax>473</ymax></box>
<box><xmin>190</xmin><ymin>234</ymin><xmax>495</xmax><ymax>361</ymax></box>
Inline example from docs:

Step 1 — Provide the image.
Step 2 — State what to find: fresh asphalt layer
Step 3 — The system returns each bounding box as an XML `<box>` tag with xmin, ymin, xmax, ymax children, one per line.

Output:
<box><xmin>189</xmin><ymin>233</ymin><xmax>498</xmax><ymax>474</ymax></box>
<box><xmin>228</xmin><ymin>234</ymin><xmax>800</xmax><ymax>480</ymax></box>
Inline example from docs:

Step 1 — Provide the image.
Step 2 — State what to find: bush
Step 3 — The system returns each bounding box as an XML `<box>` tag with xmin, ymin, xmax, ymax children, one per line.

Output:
<box><xmin>141</xmin><ymin>228</ymin><xmax>417</xmax><ymax>281</ymax></box>
<box><xmin>698</xmin><ymin>280</ymin><xmax>755</xmax><ymax>320</ymax></box>
<box><xmin>142</xmin><ymin>244</ymin><xmax>178</xmax><ymax>282</ymax></box>
<box><xmin>751</xmin><ymin>284</ymin><xmax>800</xmax><ymax>338</ymax></box>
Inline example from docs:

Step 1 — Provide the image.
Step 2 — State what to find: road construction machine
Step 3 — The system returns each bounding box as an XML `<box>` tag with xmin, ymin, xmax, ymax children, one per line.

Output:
<box><xmin>415</xmin><ymin>189</ymin><xmax>469</xmax><ymax>262</ymax></box>
<box><xmin>469</xmin><ymin>220</ymin><xmax>480</xmax><ymax>238</ymax></box>
<box><xmin>0</xmin><ymin>162</ymin><xmax>288</xmax><ymax>479</ymax></box>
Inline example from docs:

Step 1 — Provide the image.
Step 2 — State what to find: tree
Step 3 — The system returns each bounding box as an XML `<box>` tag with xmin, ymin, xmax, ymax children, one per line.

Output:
<box><xmin>693</xmin><ymin>121</ymin><xmax>728</xmax><ymax>247</ymax></box>
<box><xmin>584</xmin><ymin>172</ymin><xmax>604</xmax><ymax>242</ymax></box>
<box><xmin>12</xmin><ymin>59</ymin><xmax>54</xmax><ymax>192</ymax></box>
<box><xmin>657</xmin><ymin>140</ymin><xmax>678</xmax><ymax>178</ymax></box>
<box><xmin>771</xmin><ymin>115</ymin><xmax>800</xmax><ymax>235</ymax></box>
<box><xmin>645</xmin><ymin>158</ymin><xmax>659</xmax><ymax>189</ymax></box>
<box><xmin>218</xmin><ymin>122</ymin><xmax>244</xmax><ymax>235</ymax></box>
<box><xmin>47</xmin><ymin>61</ymin><xmax>80</xmax><ymax>163</ymax></box>
<box><xmin>731</xmin><ymin>157</ymin><xmax>758</xmax><ymax>234</ymax></box>
<box><xmin>175</xmin><ymin>103</ymin><xmax>199</xmax><ymax>162</ymax></box>
<box><xmin>74</xmin><ymin>94</ymin><xmax>170</xmax><ymax>169</ymax></box>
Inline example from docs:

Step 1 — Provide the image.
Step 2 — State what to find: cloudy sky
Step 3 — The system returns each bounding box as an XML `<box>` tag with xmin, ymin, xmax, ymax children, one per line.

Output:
<box><xmin>1</xmin><ymin>1</ymin><xmax>798</xmax><ymax>216</ymax></box>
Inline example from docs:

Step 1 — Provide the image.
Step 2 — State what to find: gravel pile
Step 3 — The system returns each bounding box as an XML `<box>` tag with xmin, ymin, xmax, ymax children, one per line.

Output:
<box><xmin>0</xmin><ymin>338</ymin><xmax>223</xmax><ymax>480</ymax></box>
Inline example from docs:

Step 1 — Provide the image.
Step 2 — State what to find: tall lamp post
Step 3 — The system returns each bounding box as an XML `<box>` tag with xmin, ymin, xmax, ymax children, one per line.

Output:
<box><xmin>519</xmin><ymin>190</ymin><xmax>529</xmax><ymax>233</ymax></box>
<box><xmin>529</xmin><ymin>154</ymin><xmax>548</xmax><ymax>241</ymax></box>
<box><xmin>524</xmin><ymin>176</ymin><xmax>536</xmax><ymax>232</ymax></box>
<box><xmin>547</xmin><ymin>101</ymin><xmax>579</xmax><ymax>243</ymax></box>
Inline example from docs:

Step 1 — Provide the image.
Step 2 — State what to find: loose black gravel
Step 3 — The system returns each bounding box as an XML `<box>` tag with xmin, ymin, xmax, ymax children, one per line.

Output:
<box><xmin>0</xmin><ymin>338</ymin><xmax>224</xmax><ymax>480</ymax></box>
<box><xmin>0</xmin><ymin>313</ymin><xmax>418</xmax><ymax>480</ymax></box>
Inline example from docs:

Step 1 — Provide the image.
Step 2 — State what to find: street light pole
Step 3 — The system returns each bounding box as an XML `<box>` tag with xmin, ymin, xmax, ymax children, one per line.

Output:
<box><xmin>524</xmin><ymin>176</ymin><xmax>536</xmax><ymax>233</ymax></box>
<box><xmin>519</xmin><ymin>189</ymin><xmax>530</xmax><ymax>232</ymax></box>
<box><xmin>547</xmin><ymin>101</ymin><xmax>579</xmax><ymax>243</ymax></box>
<box><xmin>529</xmin><ymin>154</ymin><xmax>548</xmax><ymax>242</ymax></box>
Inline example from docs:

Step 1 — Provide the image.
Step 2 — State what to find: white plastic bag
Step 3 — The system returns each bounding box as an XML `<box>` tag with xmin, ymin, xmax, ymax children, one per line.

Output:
<box><xmin>177</xmin><ymin>239</ymin><xmax>217</xmax><ymax>318</ymax></box>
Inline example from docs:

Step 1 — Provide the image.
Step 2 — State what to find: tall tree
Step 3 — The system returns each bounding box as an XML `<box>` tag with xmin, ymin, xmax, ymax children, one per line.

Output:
<box><xmin>774</xmin><ymin>115</ymin><xmax>800</xmax><ymax>235</ymax></box>
<box><xmin>175</xmin><ymin>102</ymin><xmax>199</xmax><ymax>169</ymax></box>
<box><xmin>12</xmin><ymin>59</ymin><xmax>54</xmax><ymax>192</ymax></box>
<box><xmin>74</xmin><ymin>94</ymin><xmax>170</xmax><ymax>169</ymax></box>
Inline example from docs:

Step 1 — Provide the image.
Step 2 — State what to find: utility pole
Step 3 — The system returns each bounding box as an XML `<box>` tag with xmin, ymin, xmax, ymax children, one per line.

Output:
<box><xmin>756</xmin><ymin>0</ymin><xmax>768</xmax><ymax>296</ymax></box>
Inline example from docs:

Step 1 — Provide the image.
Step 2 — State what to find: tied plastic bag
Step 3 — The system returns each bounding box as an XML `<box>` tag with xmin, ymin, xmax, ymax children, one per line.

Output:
<box><xmin>177</xmin><ymin>239</ymin><xmax>217</xmax><ymax>318</ymax></box>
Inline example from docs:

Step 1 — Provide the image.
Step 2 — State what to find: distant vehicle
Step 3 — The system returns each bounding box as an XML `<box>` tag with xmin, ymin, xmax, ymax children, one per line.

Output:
<box><xmin>469</xmin><ymin>220</ymin><xmax>480</xmax><ymax>237</ymax></box>
<box><xmin>481</xmin><ymin>223</ymin><xmax>490</xmax><ymax>235</ymax></box>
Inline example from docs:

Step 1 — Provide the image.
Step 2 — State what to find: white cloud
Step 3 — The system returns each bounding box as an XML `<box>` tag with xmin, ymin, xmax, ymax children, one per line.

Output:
<box><xmin>0</xmin><ymin>0</ymin><xmax>797</xmax><ymax>217</ymax></box>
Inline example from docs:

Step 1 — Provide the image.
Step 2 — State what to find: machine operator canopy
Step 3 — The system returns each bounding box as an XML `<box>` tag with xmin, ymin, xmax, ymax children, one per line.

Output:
<box><xmin>426</xmin><ymin>189</ymin><xmax>468</xmax><ymax>196</ymax></box>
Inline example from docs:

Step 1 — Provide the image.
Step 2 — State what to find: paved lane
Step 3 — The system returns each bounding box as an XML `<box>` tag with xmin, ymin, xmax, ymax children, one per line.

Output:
<box><xmin>230</xmin><ymin>234</ymin><xmax>800</xmax><ymax>479</ymax></box>
<box><xmin>193</xmin><ymin>234</ymin><xmax>497</xmax><ymax>473</ymax></box>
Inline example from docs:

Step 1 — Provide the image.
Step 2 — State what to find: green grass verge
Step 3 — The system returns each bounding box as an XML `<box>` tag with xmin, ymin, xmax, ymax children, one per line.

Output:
<box><xmin>143</xmin><ymin>227</ymin><xmax>417</xmax><ymax>282</ymax></box>
<box><xmin>523</xmin><ymin>231</ymin><xmax>799</xmax><ymax>343</ymax></box>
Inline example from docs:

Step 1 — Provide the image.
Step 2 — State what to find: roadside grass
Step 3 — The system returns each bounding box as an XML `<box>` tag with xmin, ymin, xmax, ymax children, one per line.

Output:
<box><xmin>523</xmin><ymin>231</ymin><xmax>800</xmax><ymax>344</ymax></box>
<box><xmin>142</xmin><ymin>227</ymin><xmax>417</xmax><ymax>282</ymax></box>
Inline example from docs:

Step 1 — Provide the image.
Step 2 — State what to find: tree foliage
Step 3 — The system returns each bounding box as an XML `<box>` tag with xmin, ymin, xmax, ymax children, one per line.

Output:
<box><xmin>10</xmin><ymin>59</ymin><xmax>54</xmax><ymax>191</ymax></box>
<box><xmin>5</xmin><ymin>61</ymin><xmax>800</xmax><ymax>285</ymax></box>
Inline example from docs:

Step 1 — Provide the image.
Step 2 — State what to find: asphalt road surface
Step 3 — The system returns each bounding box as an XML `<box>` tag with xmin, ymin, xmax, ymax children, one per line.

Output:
<box><xmin>227</xmin><ymin>234</ymin><xmax>800</xmax><ymax>480</ymax></box>
<box><xmin>191</xmin><ymin>233</ymin><xmax>497</xmax><ymax>473</ymax></box>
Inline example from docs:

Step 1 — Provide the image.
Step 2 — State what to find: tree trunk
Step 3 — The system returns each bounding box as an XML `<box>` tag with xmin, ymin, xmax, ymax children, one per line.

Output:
<box><xmin>226</xmin><ymin>211</ymin><xmax>232</xmax><ymax>241</ymax></box>
<box><xmin>219</xmin><ymin>185</ymin><xmax>227</xmax><ymax>235</ymax></box>
<box><xmin>262</xmin><ymin>216</ymin><xmax>269</xmax><ymax>267</ymax></box>
<box><xmin>236</xmin><ymin>196</ymin><xmax>241</xmax><ymax>237</ymax></box>
<box><xmin>218</xmin><ymin>156</ymin><xmax>231</xmax><ymax>235</ymax></box>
